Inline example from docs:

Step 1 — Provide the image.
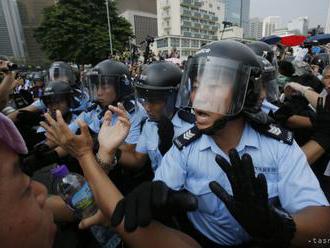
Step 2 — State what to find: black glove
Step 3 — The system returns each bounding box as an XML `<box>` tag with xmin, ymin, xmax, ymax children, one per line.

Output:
<box><xmin>16</xmin><ymin>110</ymin><xmax>44</xmax><ymax>126</ymax></box>
<box><xmin>157</xmin><ymin>116</ymin><xmax>174</xmax><ymax>156</ymax></box>
<box><xmin>273</xmin><ymin>95</ymin><xmax>309</xmax><ymax>124</ymax></box>
<box><xmin>21</xmin><ymin>149</ymin><xmax>59</xmax><ymax>176</ymax></box>
<box><xmin>209</xmin><ymin>149</ymin><xmax>296</xmax><ymax>248</ymax></box>
<box><xmin>311</xmin><ymin>96</ymin><xmax>330</xmax><ymax>152</ymax></box>
<box><xmin>111</xmin><ymin>181</ymin><xmax>198</xmax><ymax>232</ymax></box>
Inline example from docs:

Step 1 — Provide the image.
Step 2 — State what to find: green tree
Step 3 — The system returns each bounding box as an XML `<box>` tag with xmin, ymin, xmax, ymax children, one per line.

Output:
<box><xmin>34</xmin><ymin>0</ymin><xmax>133</xmax><ymax>65</ymax></box>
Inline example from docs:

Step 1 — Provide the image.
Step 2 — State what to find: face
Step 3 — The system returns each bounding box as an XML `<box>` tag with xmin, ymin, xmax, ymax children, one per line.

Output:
<box><xmin>322</xmin><ymin>69</ymin><xmax>330</xmax><ymax>94</ymax></box>
<box><xmin>143</xmin><ymin>99</ymin><xmax>166</xmax><ymax>121</ymax></box>
<box><xmin>47</xmin><ymin>99</ymin><xmax>70</xmax><ymax>118</ymax></box>
<box><xmin>191</xmin><ymin>77</ymin><xmax>234</xmax><ymax>130</ymax></box>
<box><xmin>0</xmin><ymin>144</ymin><xmax>56</xmax><ymax>248</ymax></box>
<box><xmin>194</xmin><ymin>108</ymin><xmax>223</xmax><ymax>130</ymax></box>
<box><xmin>192</xmin><ymin>78</ymin><xmax>234</xmax><ymax>116</ymax></box>
<box><xmin>97</xmin><ymin>84</ymin><xmax>117</xmax><ymax>108</ymax></box>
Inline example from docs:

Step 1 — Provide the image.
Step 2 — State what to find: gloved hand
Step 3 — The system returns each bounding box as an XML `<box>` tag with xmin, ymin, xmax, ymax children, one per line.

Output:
<box><xmin>209</xmin><ymin>149</ymin><xmax>296</xmax><ymax>248</ymax></box>
<box><xmin>272</xmin><ymin>95</ymin><xmax>309</xmax><ymax>124</ymax></box>
<box><xmin>157</xmin><ymin>115</ymin><xmax>174</xmax><ymax>155</ymax></box>
<box><xmin>310</xmin><ymin>96</ymin><xmax>330</xmax><ymax>152</ymax></box>
<box><xmin>17</xmin><ymin>110</ymin><xmax>44</xmax><ymax>126</ymax></box>
<box><xmin>111</xmin><ymin>181</ymin><xmax>198</xmax><ymax>232</ymax></box>
<box><xmin>21</xmin><ymin>149</ymin><xmax>59</xmax><ymax>176</ymax></box>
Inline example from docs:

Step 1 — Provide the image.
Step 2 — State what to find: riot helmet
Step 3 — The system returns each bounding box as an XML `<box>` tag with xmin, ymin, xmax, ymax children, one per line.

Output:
<box><xmin>86</xmin><ymin>59</ymin><xmax>133</xmax><ymax>108</ymax></box>
<box><xmin>41</xmin><ymin>80</ymin><xmax>74</xmax><ymax>118</ymax></box>
<box><xmin>48</xmin><ymin>61</ymin><xmax>76</xmax><ymax>84</ymax></box>
<box><xmin>176</xmin><ymin>40</ymin><xmax>261</xmax><ymax>133</ymax></box>
<box><xmin>134</xmin><ymin>61</ymin><xmax>182</xmax><ymax>120</ymax></box>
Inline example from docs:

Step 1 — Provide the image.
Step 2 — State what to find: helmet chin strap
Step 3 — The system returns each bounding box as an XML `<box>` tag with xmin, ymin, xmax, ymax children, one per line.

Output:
<box><xmin>199</xmin><ymin>115</ymin><xmax>239</xmax><ymax>135</ymax></box>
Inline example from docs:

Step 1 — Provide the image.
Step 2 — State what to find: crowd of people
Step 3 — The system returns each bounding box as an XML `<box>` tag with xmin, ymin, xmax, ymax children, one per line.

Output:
<box><xmin>1</xmin><ymin>38</ymin><xmax>330</xmax><ymax>248</ymax></box>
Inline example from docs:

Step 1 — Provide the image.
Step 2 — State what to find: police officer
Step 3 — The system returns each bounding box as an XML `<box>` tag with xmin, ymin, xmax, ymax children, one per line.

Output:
<box><xmin>37</xmin><ymin>80</ymin><xmax>77</xmax><ymax>133</ymax></box>
<box><xmin>151</xmin><ymin>40</ymin><xmax>329</xmax><ymax>247</ymax></box>
<box><xmin>32</xmin><ymin>61</ymin><xmax>90</xmax><ymax>114</ymax></box>
<box><xmin>247</xmin><ymin>41</ymin><xmax>280</xmax><ymax>106</ymax></box>
<box><xmin>8</xmin><ymin>61</ymin><xmax>89</xmax><ymax>123</ymax></box>
<box><xmin>69</xmin><ymin>59</ymin><xmax>145</xmax><ymax>151</ymax></box>
<box><xmin>119</xmin><ymin>61</ymin><xmax>190</xmax><ymax>171</ymax></box>
<box><xmin>22</xmin><ymin>80</ymin><xmax>79</xmax><ymax>176</ymax></box>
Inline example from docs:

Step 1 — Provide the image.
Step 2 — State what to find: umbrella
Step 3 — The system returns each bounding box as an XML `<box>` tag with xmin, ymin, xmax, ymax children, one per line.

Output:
<box><xmin>165</xmin><ymin>57</ymin><xmax>182</xmax><ymax>65</ymax></box>
<box><xmin>280</xmin><ymin>35</ymin><xmax>306</xmax><ymax>47</ymax></box>
<box><xmin>308</xmin><ymin>34</ymin><xmax>330</xmax><ymax>45</ymax></box>
<box><xmin>260</xmin><ymin>35</ymin><xmax>281</xmax><ymax>45</ymax></box>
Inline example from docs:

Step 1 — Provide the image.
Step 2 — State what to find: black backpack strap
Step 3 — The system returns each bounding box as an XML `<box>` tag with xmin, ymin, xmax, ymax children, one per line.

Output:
<box><xmin>173</xmin><ymin>125</ymin><xmax>202</xmax><ymax>150</ymax></box>
<box><xmin>250</xmin><ymin>122</ymin><xmax>294</xmax><ymax>145</ymax></box>
<box><xmin>123</xmin><ymin>100</ymin><xmax>135</xmax><ymax>114</ymax></box>
<box><xmin>177</xmin><ymin>108</ymin><xmax>196</xmax><ymax>124</ymax></box>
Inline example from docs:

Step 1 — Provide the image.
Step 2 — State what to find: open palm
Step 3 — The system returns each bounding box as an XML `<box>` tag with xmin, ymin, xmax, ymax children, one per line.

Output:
<box><xmin>98</xmin><ymin>103</ymin><xmax>131</xmax><ymax>153</ymax></box>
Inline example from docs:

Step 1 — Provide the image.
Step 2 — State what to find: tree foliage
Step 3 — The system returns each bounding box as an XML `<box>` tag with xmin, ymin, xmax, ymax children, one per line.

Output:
<box><xmin>34</xmin><ymin>0</ymin><xmax>133</xmax><ymax>65</ymax></box>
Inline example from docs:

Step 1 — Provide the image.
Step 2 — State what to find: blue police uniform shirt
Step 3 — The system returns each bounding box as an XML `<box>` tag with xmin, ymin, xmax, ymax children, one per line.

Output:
<box><xmin>37</xmin><ymin>113</ymin><xmax>78</xmax><ymax>133</ymax></box>
<box><xmin>135</xmin><ymin>112</ymin><xmax>195</xmax><ymax>172</ymax></box>
<box><xmin>154</xmin><ymin>122</ymin><xmax>329</xmax><ymax>246</ymax></box>
<box><xmin>69</xmin><ymin>102</ymin><xmax>146</xmax><ymax>144</ymax></box>
<box><xmin>261</xmin><ymin>99</ymin><xmax>279</xmax><ymax>114</ymax></box>
<box><xmin>31</xmin><ymin>99</ymin><xmax>46</xmax><ymax>111</ymax></box>
<box><xmin>171</xmin><ymin>111</ymin><xmax>195</xmax><ymax>137</ymax></box>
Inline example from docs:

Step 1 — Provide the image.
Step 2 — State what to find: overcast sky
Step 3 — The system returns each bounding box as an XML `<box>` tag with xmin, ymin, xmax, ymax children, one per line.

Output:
<box><xmin>250</xmin><ymin>0</ymin><xmax>329</xmax><ymax>28</ymax></box>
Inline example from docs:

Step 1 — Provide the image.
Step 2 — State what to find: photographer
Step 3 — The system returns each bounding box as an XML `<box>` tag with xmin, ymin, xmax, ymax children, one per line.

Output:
<box><xmin>0</xmin><ymin>59</ymin><xmax>18</xmax><ymax>111</ymax></box>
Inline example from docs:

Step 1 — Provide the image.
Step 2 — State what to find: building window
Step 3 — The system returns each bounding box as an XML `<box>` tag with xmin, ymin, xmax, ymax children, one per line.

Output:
<box><xmin>182</xmin><ymin>38</ymin><xmax>190</xmax><ymax>47</ymax></box>
<box><xmin>157</xmin><ymin>38</ymin><xmax>169</xmax><ymax>48</ymax></box>
<box><xmin>191</xmin><ymin>40</ymin><xmax>199</xmax><ymax>47</ymax></box>
<box><xmin>170</xmin><ymin>38</ymin><xmax>180</xmax><ymax>47</ymax></box>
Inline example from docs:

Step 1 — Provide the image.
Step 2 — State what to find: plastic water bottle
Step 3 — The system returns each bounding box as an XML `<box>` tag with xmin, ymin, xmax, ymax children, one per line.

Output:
<box><xmin>51</xmin><ymin>165</ymin><xmax>121</xmax><ymax>248</ymax></box>
<box><xmin>51</xmin><ymin>165</ymin><xmax>97</xmax><ymax>218</ymax></box>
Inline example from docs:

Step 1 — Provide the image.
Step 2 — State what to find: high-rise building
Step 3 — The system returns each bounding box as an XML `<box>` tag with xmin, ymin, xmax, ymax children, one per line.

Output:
<box><xmin>16</xmin><ymin>0</ymin><xmax>55</xmax><ymax>65</ymax></box>
<box><xmin>118</xmin><ymin>0</ymin><xmax>158</xmax><ymax>45</ymax></box>
<box><xmin>0</xmin><ymin>0</ymin><xmax>25</xmax><ymax>59</ymax></box>
<box><xmin>155</xmin><ymin>0</ymin><xmax>225</xmax><ymax>58</ymax></box>
<box><xmin>246</xmin><ymin>17</ymin><xmax>263</xmax><ymax>40</ymax></box>
<box><xmin>262</xmin><ymin>16</ymin><xmax>281</xmax><ymax>37</ymax></box>
<box><xmin>288</xmin><ymin>17</ymin><xmax>309</xmax><ymax>35</ymax></box>
<box><xmin>224</xmin><ymin>0</ymin><xmax>250</xmax><ymax>37</ymax></box>
<box><xmin>326</xmin><ymin>0</ymin><xmax>330</xmax><ymax>33</ymax></box>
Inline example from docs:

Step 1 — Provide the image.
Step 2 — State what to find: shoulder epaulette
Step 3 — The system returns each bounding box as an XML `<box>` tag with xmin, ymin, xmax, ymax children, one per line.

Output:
<box><xmin>177</xmin><ymin>108</ymin><xmax>196</xmax><ymax>124</ymax></box>
<box><xmin>173</xmin><ymin>125</ymin><xmax>202</xmax><ymax>150</ymax></box>
<box><xmin>251</xmin><ymin>122</ymin><xmax>294</xmax><ymax>145</ymax></box>
<box><xmin>123</xmin><ymin>100</ymin><xmax>135</xmax><ymax>114</ymax></box>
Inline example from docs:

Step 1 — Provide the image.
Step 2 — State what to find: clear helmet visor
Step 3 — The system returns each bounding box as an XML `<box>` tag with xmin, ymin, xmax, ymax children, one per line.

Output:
<box><xmin>48</xmin><ymin>67</ymin><xmax>75</xmax><ymax>83</ymax></box>
<box><xmin>176</xmin><ymin>56</ymin><xmax>252</xmax><ymax>116</ymax></box>
<box><xmin>85</xmin><ymin>71</ymin><xmax>120</xmax><ymax>103</ymax></box>
<box><xmin>135</xmin><ymin>87</ymin><xmax>177</xmax><ymax>120</ymax></box>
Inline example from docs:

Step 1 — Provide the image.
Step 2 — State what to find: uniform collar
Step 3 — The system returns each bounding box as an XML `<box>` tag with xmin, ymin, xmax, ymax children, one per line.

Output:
<box><xmin>199</xmin><ymin>123</ymin><xmax>259</xmax><ymax>153</ymax></box>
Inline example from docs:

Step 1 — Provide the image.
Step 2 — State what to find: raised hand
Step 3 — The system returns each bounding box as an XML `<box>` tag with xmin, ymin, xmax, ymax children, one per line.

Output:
<box><xmin>98</xmin><ymin>103</ymin><xmax>131</xmax><ymax>154</ymax></box>
<box><xmin>209</xmin><ymin>149</ymin><xmax>296</xmax><ymax>247</ymax></box>
<box><xmin>41</xmin><ymin>110</ymin><xmax>93</xmax><ymax>160</ymax></box>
